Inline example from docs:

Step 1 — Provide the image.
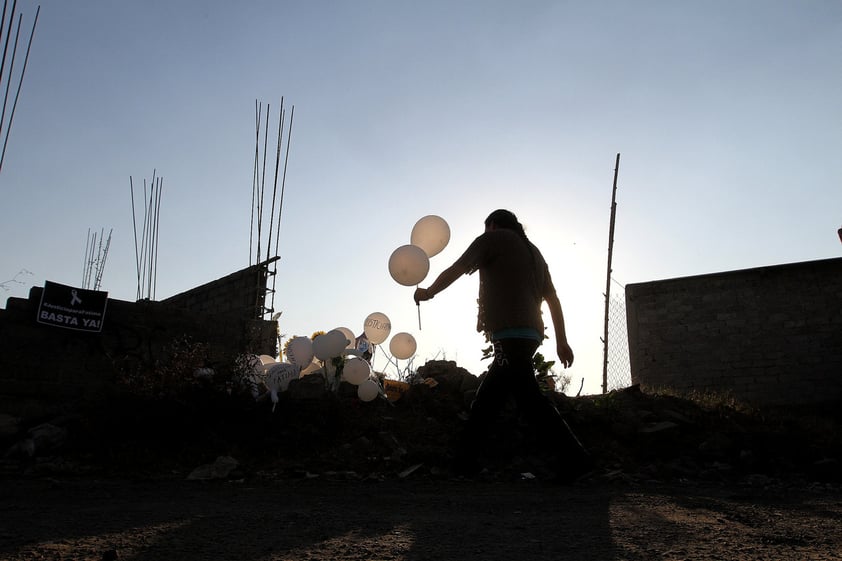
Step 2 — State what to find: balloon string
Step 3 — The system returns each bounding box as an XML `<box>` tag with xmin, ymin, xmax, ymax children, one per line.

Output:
<box><xmin>415</xmin><ymin>283</ymin><xmax>422</xmax><ymax>330</ymax></box>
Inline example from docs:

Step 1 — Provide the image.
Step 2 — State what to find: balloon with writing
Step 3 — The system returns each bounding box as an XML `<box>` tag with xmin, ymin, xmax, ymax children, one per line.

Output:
<box><xmin>264</xmin><ymin>362</ymin><xmax>301</xmax><ymax>411</ymax></box>
<box><xmin>363</xmin><ymin>312</ymin><xmax>391</xmax><ymax>345</ymax></box>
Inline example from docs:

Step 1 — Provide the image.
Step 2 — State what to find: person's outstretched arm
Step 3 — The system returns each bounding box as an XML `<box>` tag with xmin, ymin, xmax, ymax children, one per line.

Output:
<box><xmin>545</xmin><ymin>289</ymin><xmax>574</xmax><ymax>368</ymax></box>
<box><xmin>413</xmin><ymin>262</ymin><xmax>469</xmax><ymax>303</ymax></box>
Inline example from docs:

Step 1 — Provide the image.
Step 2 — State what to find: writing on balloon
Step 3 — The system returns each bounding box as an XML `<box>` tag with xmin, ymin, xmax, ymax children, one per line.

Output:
<box><xmin>364</xmin><ymin>318</ymin><xmax>391</xmax><ymax>330</ymax></box>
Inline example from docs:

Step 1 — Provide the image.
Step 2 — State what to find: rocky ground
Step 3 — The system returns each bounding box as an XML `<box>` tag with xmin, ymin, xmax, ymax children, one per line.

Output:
<box><xmin>1</xmin><ymin>360</ymin><xmax>841</xmax><ymax>560</ymax></box>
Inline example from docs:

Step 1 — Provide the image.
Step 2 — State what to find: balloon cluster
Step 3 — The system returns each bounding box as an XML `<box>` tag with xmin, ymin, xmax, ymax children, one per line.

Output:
<box><xmin>241</xmin><ymin>215</ymin><xmax>450</xmax><ymax>410</ymax></box>
<box><xmin>250</xmin><ymin>309</ymin><xmax>420</xmax><ymax>407</ymax></box>
<box><xmin>388</xmin><ymin>215</ymin><xmax>451</xmax><ymax>286</ymax></box>
<box><xmin>387</xmin><ymin>214</ymin><xmax>450</xmax><ymax>343</ymax></box>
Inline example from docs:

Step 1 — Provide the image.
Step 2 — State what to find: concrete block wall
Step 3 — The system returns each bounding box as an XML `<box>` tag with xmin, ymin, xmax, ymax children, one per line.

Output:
<box><xmin>0</xmin><ymin>276</ymin><xmax>278</xmax><ymax>412</ymax></box>
<box><xmin>162</xmin><ymin>260</ymin><xmax>275</xmax><ymax>320</ymax></box>
<box><xmin>625</xmin><ymin>257</ymin><xmax>842</xmax><ymax>406</ymax></box>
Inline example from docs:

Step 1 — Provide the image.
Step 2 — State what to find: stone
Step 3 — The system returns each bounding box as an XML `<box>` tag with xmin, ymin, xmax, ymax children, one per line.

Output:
<box><xmin>0</xmin><ymin>414</ymin><xmax>20</xmax><ymax>439</ymax></box>
<box><xmin>639</xmin><ymin>421</ymin><xmax>680</xmax><ymax>434</ymax></box>
<box><xmin>288</xmin><ymin>373</ymin><xmax>328</xmax><ymax>400</ymax></box>
<box><xmin>187</xmin><ymin>455</ymin><xmax>239</xmax><ymax>480</ymax></box>
<box><xmin>29</xmin><ymin>423</ymin><xmax>67</xmax><ymax>454</ymax></box>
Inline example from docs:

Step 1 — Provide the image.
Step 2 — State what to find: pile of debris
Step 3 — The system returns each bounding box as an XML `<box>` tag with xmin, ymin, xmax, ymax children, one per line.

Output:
<box><xmin>1</xmin><ymin>360</ymin><xmax>839</xmax><ymax>485</ymax></box>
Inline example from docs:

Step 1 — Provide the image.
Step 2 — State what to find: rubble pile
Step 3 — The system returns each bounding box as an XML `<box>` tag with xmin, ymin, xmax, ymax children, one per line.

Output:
<box><xmin>1</xmin><ymin>360</ymin><xmax>839</xmax><ymax>484</ymax></box>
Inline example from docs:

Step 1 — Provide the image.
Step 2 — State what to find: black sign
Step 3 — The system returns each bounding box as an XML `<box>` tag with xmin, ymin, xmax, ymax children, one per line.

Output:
<box><xmin>37</xmin><ymin>281</ymin><xmax>108</xmax><ymax>332</ymax></box>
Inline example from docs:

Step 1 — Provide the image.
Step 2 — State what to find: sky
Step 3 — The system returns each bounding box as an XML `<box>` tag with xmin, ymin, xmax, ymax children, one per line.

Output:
<box><xmin>1</xmin><ymin>1</ymin><xmax>840</xmax><ymax>396</ymax></box>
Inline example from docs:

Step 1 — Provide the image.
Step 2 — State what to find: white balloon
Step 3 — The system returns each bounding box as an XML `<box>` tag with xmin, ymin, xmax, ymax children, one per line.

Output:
<box><xmin>389</xmin><ymin>332</ymin><xmax>417</xmax><ymax>360</ymax></box>
<box><xmin>357</xmin><ymin>379</ymin><xmax>380</xmax><ymax>402</ymax></box>
<box><xmin>410</xmin><ymin>215</ymin><xmax>450</xmax><ymax>257</ymax></box>
<box><xmin>265</xmin><ymin>362</ymin><xmax>301</xmax><ymax>392</ymax></box>
<box><xmin>300</xmin><ymin>359</ymin><xmax>321</xmax><ymax>376</ymax></box>
<box><xmin>363</xmin><ymin>312</ymin><xmax>391</xmax><ymax>345</ymax></box>
<box><xmin>334</xmin><ymin>326</ymin><xmax>356</xmax><ymax>349</ymax></box>
<box><xmin>286</xmin><ymin>336</ymin><xmax>314</xmax><ymax>367</ymax></box>
<box><xmin>312</xmin><ymin>333</ymin><xmax>335</xmax><ymax>360</ymax></box>
<box><xmin>257</xmin><ymin>354</ymin><xmax>278</xmax><ymax>374</ymax></box>
<box><xmin>325</xmin><ymin>329</ymin><xmax>349</xmax><ymax>357</ymax></box>
<box><xmin>388</xmin><ymin>244</ymin><xmax>430</xmax><ymax>286</ymax></box>
<box><xmin>342</xmin><ymin>357</ymin><xmax>371</xmax><ymax>385</ymax></box>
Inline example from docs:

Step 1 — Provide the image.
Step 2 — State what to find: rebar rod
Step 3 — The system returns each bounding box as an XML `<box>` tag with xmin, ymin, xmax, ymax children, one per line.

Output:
<box><xmin>256</xmin><ymin>103</ymin><xmax>270</xmax><ymax>264</ymax></box>
<box><xmin>151</xmin><ymin>177</ymin><xmax>162</xmax><ymax>300</ymax></box>
<box><xmin>249</xmin><ymin>99</ymin><xmax>260</xmax><ymax>265</ymax></box>
<box><xmin>0</xmin><ymin>4</ymin><xmax>37</xmax><ymax>172</ymax></box>
<box><xmin>0</xmin><ymin>0</ymin><xmax>16</xmax><ymax>141</ymax></box>
<box><xmin>130</xmin><ymin>177</ymin><xmax>142</xmax><ymax>299</ymax></box>
<box><xmin>265</xmin><ymin>97</ymin><xmax>284</xmax><ymax>263</ymax></box>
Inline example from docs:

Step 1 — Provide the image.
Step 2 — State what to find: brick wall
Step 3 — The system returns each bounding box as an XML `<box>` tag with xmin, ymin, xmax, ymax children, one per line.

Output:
<box><xmin>162</xmin><ymin>258</ymin><xmax>278</xmax><ymax>320</ymax></box>
<box><xmin>625</xmin><ymin>257</ymin><xmax>842</xmax><ymax>406</ymax></box>
<box><xmin>0</xmin><ymin>264</ymin><xmax>279</xmax><ymax>414</ymax></box>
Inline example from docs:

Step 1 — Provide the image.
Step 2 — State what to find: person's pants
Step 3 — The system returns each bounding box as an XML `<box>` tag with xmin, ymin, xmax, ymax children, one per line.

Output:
<box><xmin>459</xmin><ymin>338</ymin><xmax>587</xmax><ymax>465</ymax></box>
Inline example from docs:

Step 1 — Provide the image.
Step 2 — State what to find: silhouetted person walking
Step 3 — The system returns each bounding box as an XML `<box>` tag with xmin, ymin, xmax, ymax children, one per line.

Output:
<box><xmin>414</xmin><ymin>209</ymin><xmax>591</xmax><ymax>480</ymax></box>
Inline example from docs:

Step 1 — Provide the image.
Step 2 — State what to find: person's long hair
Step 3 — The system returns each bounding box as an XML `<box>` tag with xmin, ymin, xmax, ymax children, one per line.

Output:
<box><xmin>486</xmin><ymin>208</ymin><xmax>541</xmax><ymax>266</ymax></box>
<box><xmin>485</xmin><ymin>209</ymin><xmax>529</xmax><ymax>243</ymax></box>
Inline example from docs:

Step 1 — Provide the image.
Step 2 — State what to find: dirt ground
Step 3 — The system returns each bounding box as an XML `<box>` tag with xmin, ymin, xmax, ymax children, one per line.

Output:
<box><xmin>1</xmin><ymin>476</ymin><xmax>841</xmax><ymax>561</ymax></box>
<box><xmin>2</xmin><ymin>367</ymin><xmax>841</xmax><ymax>560</ymax></box>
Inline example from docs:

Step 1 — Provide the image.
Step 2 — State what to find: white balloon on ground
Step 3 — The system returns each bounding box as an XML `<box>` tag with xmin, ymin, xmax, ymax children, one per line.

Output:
<box><xmin>388</xmin><ymin>244</ymin><xmax>430</xmax><ymax>286</ymax></box>
<box><xmin>342</xmin><ymin>357</ymin><xmax>371</xmax><ymax>385</ymax></box>
<box><xmin>389</xmin><ymin>332</ymin><xmax>417</xmax><ymax>360</ymax></box>
<box><xmin>259</xmin><ymin>354</ymin><xmax>277</xmax><ymax>365</ymax></box>
<box><xmin>410</xmin><ymin>215</ymin><xmax>450</xmax><ymax>257</ymax></box>
<box><xmin>258</xmin><ymin>354</ymin><xmax>278</xmax><ymax>374</ymax></box>
<box><xmin>300</xmin><ymin>360</ymin><xmax>321</xmax><ymax>376</ymax></box>
<box><xmin>334</xmin><ymin>326</ymin><xmax>356</xmax><ymax>349</ymax></box>
<box><xmin>264</xmin><ymin>362</ymin><xmax>301</xmax><ymax>393</ymax></box>
<box><xmin>363</xmin><ymin>312</ymin><xmax>391</xmax><ymax>345</ymax></box>
<box><xmin>286</xmin><ymin>337</ymin><xmax>314</xmax><ymax>367</ymax></box>
<box><xmin>264</xmin><ymin>362</ymin><xmax>301</xmax><ymax>411</ymax></box>
<box><xmin>357</xmin><ymin>379</ymin><xmax>380</xmax><ymax>402</ymax></box>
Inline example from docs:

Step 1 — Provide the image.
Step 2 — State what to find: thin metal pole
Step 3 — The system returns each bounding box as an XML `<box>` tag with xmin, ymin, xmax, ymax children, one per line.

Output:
<box><xmin>130</xmin><ymin>177</ymin><xmax>142</xmax><ymax>300</ymax></box>
<box><xmin>0</xmin><ymin>13</ymin><xmax>21</xmax><ymax>146</ymax></box>
<box><xmin>139</xmin><ymin>178</ymin><xmax>149</xmax><ymax>298</ymax></box>
<box><xmin>249</xmin><ymin>100</ymin><xmax>260</xmax><ymax>266</ymax></box>
<box><xmin>273</xmin><ymin>104</ymin><xmax>294</xmax><ymax>257</ymax></box>
<box><xmin>94</xmin><ymin>228</ymin><xmax>112</xmax><ymax>291</ymax></box>
<box><xmin>602</xmin><ymin>153</ymin><xmax>620</xmax><ymax>394</ymax></box>
<box><xmin>0</xmin><ymin>0</ymin><xmax>16</xmax><ymax>141</ymax></box>
<box><xmin>269</xmin><ymin>104</ymin><xmax>294</xmax><ymax>316</ymax></box>
<box><xmin>151</xmin><ymin>177</ymin><xmax>163</xmax><ymax>300</ymax></box>
<box><xmin>83</xmin><ymin>228</ymin><xmax>92</xmax><ymax>287</ymax></box>
<box><xmin>256</xmin><ymin>103</ymin><xmax>270</xmax><ymax>265</ymax></box>
<box><xmin>266</xmin><ymin>96</ymin><xmax>284</xmax><ymax>263</ymax></box>
<box><xmin>0</xmin><ymin>4</ymin><xmax>37</xmax><ymax>173</ymax></box>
